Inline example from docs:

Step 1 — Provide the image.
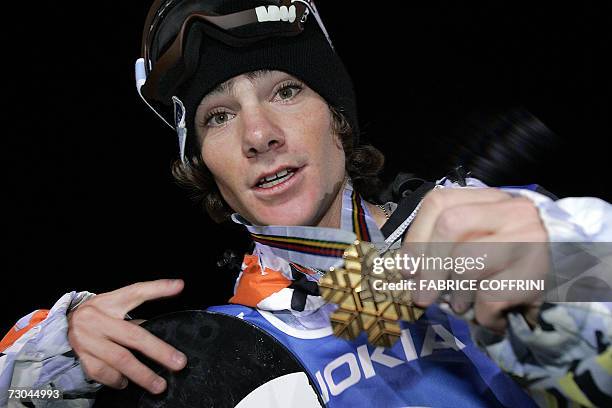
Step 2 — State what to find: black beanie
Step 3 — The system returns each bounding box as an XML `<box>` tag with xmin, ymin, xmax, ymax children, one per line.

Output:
<box><xmin>175</xmin><ymin>14</ymin><xmax>359</xmax><ymax>158</ymax></box>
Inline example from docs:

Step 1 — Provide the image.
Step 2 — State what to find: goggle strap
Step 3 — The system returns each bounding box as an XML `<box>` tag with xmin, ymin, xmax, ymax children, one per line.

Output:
<box><xmin>137</xmin><ymin>85</ymin><xmax>175</xmax><ymax>131</ymax></box>
<box><xmin>172</xmin><ymin>96</ymin><xmax>188</xmax><ymax>165</ymax></box>
<box><xmin>134</xmin><ymin>61</ymin><xmax>189</xmax><ymax>165</ymax></box>
<box><xmin>293</xmin><ymin>0</ymin><xmax>334</xmax><ymax>50</ymax></box>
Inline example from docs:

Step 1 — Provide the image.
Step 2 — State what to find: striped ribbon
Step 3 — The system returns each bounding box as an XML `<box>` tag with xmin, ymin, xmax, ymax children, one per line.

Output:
<box><xmin>228</xmin><ymin>178</ymin><xmax>386</xmax><ymax>311</ymax></box>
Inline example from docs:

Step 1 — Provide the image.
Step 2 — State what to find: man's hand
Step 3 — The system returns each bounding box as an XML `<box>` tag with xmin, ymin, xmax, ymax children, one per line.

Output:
<box><xmin>67</xmin><ymin>279</ymin><xmax>187</xmax><ymax>394</ymax></box>
<box><xmin>402</xmin><ymin>187</ymin><xmax>549</xmax><ymax>333</ymax></box>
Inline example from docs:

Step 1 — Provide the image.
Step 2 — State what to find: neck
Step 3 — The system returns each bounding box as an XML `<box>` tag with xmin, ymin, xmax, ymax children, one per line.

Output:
<box><xmin>314</xmin><ymin>177</ymin><xmax>347</xmax><ymax>229</ymax></box>
<box><xmin>315</xmin><ymin>177</ymin><xmax>388</xmax><ymax>230</ymax></box>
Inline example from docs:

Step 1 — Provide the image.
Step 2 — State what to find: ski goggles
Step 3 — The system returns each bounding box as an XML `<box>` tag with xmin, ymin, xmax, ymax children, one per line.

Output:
<box><xmin>134</xmin><ymin>0</ymin><xmax>333</xmax><ymax>164</ymax></box>
<box><xmin>136</xmin><ymin>0</ymin><xmax>331</xmax><ymax>106</ymax></box>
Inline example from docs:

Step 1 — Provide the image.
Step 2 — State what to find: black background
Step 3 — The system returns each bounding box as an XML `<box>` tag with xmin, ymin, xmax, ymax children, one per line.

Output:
<box><xmin>3</xmin><ymin>1</ymin><xmax>610</xmax><ymax>332</ymax></box>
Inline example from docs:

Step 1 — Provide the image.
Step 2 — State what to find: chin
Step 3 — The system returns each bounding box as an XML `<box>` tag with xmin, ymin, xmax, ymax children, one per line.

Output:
<box><xmin>254</xmin><ymin>202</ymin><xmax>318</xmax><ymax>226</ymax></box>
<box><xmin>251</xmin><ymin>191</ymin><xmax>322</xmax><ymax>226</ymax></box>
<box><xmin>240</xmin><ymin>168</ymin><xmax>341</xmax><ymax>226</ymax></box>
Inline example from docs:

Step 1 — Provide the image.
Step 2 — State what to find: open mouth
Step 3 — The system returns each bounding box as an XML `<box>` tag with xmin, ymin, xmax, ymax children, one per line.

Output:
<box><xmin>256</xmin><ymin>168</ymin><xmax>297</xmax><ymax>189</ymax></box>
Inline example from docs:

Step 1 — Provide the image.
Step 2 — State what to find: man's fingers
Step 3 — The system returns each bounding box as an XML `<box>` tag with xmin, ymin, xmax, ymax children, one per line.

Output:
<box><xmin>449</xmin><ymin>293</ymin><xmax>473</xmax><ymax>314</ymax></box>
<box><xmin>411</xmin><ymin>265</ymin><xmax>449</xmax><ymax>307</ymax></box>
<box><xmin>70</xmin><ymin>307</ymin><xmax>183</xmax><ymax>394</ymax></box>
<box><xmin>96</xmin><ymin>339</ymin><xmax>168</xmax><ymax>395</ymax></box>
<box><xmin>428</xmin><ymin>197</ymin><xmax>542</xmax><ymax>243</ymax></box>
<box><xmin>80</xmin><ymin>311</ymin><xmax>187</xmax><ymax>374</ymax></box>
<box><xmin>449</xmin><ymin>242</ymin><xmax>519</xmax><ymax>281</ymax></box>
<box><xmin>79</xmin><ymin>353</ymin><xmax>128</xmax><ymax>389</ymax></box>
<box><xmin>97</xmin><ymin>279</ymin><xmax>184</xmax><ymax>317</ymax></box>
<box><xmin>473</xmin><ymin>299</ymin><xmax>511</xmax><ymax>334</ymax></box>
<box><xmin>108</xmin><ymin>318</ymin><xmax>187</xmax><ymax>373</ymax></box>
<box><xmin>472</xmin><ymin>254</ymin><xmax>547</xmax><ymax>332</ymax></box>
<box><xmin>402</xmin><ymin>187</ymin><xmax>513</xmax><ymax>306</ymax></box>
<box><xmin>404</xmin><ymin>188</ymin><xmax>511</xmax><ymax>243</ymax></box>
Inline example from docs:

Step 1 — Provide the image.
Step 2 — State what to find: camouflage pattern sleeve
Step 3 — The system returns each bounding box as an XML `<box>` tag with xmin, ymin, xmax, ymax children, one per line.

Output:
<box><xmin>485</xmin><ymin>182</ymin><xmax>612</xmax><ymax>406</ymax></box>
<box><xmin>438</xmin><ymin>178</ymin><xmax>612</xmax><ymax>406</ymax></box>
<box><xmin>0</xmin><ymin>291</ymin><xmax>101</xmax><ymax>407</ymax></box>
<box><xmin>471</xmin><ymin>302</ymin><xmax>612</xmax><ymax>407</ymax></box>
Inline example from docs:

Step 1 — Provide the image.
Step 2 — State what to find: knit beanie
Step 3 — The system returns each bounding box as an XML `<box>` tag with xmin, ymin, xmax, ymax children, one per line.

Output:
<box><xmin>170</xmin><ymin>2</ymin><xmax>359</xmax><ymax>158</ymax></box>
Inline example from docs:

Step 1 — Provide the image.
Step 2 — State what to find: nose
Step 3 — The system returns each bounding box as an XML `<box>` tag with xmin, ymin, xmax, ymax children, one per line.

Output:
<box><xmin>241</xmin><ymin>105</ymin><xmax>285</xmax><ymax>158</ymax></box>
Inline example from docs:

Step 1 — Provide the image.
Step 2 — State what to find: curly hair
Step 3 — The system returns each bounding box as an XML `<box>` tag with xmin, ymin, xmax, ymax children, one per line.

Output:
<box><xmin>171</xmin><ymin>105</ymin><xmax>385</xmax><ymax>223</ymax></box>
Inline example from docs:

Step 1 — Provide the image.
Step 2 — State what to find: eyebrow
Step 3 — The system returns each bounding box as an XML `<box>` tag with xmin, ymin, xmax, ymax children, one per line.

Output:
<box><xmin>207</xmin><ymin>69</ymin><xmax>273</xmax><ymax>99</ymax></box>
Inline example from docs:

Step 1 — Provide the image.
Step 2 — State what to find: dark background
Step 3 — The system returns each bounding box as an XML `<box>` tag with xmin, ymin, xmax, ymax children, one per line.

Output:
<box><xmin>3</xmin><ymin>1</ymin><xmax>610</xmax><ymax>331</ymax></box>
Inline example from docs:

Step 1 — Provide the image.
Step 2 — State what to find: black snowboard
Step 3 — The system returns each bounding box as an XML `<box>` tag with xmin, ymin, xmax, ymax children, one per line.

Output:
<box><xmin>93</xmin><ymin>311</ymin><xmax>324</xmax><ymax>407</ymax></box>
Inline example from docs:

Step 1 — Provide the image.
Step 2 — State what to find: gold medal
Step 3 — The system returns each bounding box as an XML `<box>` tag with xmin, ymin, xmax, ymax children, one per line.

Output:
<box><xmin>319</xmin><ymin>240</ymin><xmax>424</xmax><ymax>348</ymax></box>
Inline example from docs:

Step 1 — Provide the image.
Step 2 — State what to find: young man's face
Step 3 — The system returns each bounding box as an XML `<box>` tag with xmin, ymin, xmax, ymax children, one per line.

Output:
<box><xmin>195</xmin><ymin>70</ymin><xmax>346</xmax><ymax>226</ymax></box>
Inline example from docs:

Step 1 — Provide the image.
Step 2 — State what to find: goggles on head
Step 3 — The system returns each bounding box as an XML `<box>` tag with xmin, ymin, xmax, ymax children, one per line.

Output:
<box><xmin>134</xmin><ymin>0</ymin><xmax>333</xmax><ymax>153</ymax></box>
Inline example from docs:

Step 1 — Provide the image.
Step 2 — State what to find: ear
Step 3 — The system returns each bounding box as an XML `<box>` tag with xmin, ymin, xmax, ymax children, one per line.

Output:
<box><xmin>333</xmin><ymin>132</ymin><xmax>344</xmax><ymax>150</ymax></box>
<box><xmin>327</xmin><ymin>105</ymin><xmax>347</xmax><ymax>151</ymax></box>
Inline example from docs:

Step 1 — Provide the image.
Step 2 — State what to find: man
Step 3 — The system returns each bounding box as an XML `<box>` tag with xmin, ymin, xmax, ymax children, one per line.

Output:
<box><xmin>1</xmin><ymin>1</ymin><xmax>610</xmax><ymax>406</ymax></box>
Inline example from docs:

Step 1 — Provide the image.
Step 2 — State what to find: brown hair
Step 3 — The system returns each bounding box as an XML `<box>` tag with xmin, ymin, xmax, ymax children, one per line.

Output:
<box><xmin>171</xmin><ymin>105</ymin><xmax>385</xmax><ymax>223</ymax></box>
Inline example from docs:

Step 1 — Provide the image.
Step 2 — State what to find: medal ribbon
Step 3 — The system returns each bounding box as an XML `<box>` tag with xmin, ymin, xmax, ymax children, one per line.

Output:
<box><xmin>229</xmin><ymin>178</ymin><xmax>385</xmax><ymax>312</ymax></box>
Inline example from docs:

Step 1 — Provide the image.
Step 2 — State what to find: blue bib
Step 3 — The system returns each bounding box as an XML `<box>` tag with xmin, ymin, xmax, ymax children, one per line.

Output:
<box><xmin>207</xmin><ymin>304</ymin><xmax>535</xmax><ymax>407</ymax></box>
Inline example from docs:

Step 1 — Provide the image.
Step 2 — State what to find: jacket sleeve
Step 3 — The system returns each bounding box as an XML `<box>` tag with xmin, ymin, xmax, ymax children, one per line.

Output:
<box><xmin>442</xmin><ymin>177</ymin><xmax>612</xmax><ymax>406</ymax></box>
<box><xmin>0</xmin><ymin>291</ymin><xmax>101</xmax><ymax>407</ymax></box>
<box><xmin>471</xmin><ymin>302</ymin><xmax>611</xmax><ymax>407</ymax></box>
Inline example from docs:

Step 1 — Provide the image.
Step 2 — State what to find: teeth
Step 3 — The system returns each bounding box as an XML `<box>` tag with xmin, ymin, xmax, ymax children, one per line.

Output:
<box><xmin>259</xmin><ymin>169</ymin><xmax>292</xmax><ymax>185</ymax></box>
<box><xmin>266</xmin><ymin>169</ymin><xmax>288</xmax><ymax>181</ymax></box>
<box><xmin>258</xmin><ymin>169</ymin><xmax>295</xmax><ymax>188</ymax></box>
